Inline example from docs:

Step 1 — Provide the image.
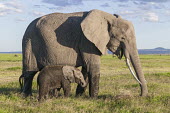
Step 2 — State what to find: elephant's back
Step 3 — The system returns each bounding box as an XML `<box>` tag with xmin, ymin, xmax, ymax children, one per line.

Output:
<box><xmin>22</xmin><ymin>17</ymin><xmax>40</xmax><ymax>41</ymax></box>
<box><xmin>36</xmin><ymin>11</ymin><xmax>88</xmax><ymax>30</ymax></box>
<box><xmin>23</xmin><ymin>11</ymin><xmax>88</xmax><ymax>37</ymax></box>
<box><xmin>41</xmin><ymin>65</ymin><xmax>63</xmax><ymax>75</ymax></box>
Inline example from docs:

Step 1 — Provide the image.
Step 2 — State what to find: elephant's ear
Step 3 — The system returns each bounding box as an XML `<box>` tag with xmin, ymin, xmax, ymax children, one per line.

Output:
<box><xmin>81</xmin><ymin>9</ymin><xmax>110</xmax><ymax>55</ymax></box>
<box><xmin>62</xmin><ymin>66</ymin><xmax>75</xmax><ymax>83</ymax></box>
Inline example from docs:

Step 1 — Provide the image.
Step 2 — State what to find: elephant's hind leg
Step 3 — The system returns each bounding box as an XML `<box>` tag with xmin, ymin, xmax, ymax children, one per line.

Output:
<box><xmin>22</xmin><ymin>71</ymin><xmax>38</xmax><ymax>97</ymax></box>
<box><xmin>19</xmin><ymin>74</ymin><xmax>25</xmax><ymax>92</ymax></box>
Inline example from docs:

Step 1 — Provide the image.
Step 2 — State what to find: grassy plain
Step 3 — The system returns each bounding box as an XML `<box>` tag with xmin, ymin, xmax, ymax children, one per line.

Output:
<box><xmin>0</xmin><ymin>54</ymin><xmax>169</xmax><ymax>113</ymax></box>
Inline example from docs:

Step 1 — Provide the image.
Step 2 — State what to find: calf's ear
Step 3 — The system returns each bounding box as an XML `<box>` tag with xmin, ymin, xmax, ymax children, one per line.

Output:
<box><xmin>62</xmin><ymin>66</ymin><xmax>75</xmax><ymax>83</ymax></box>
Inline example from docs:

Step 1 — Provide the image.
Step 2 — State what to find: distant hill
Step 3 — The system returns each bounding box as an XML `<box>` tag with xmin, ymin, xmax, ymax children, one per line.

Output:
<box><xmin>138</xmin><ymin>47</ymin><xmax>170</xmax><ymax>54</ymax></box>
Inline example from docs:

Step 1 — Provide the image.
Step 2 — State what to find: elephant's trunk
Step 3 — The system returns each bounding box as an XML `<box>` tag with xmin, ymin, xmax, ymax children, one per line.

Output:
<box><xmin>80</xmin><ymin>79</ymin><xmax>87</xmax><ymax>87</ymax></box>
<box><xmin>123</xmin><ymin>39</ymin><xmax>148</xmax><ymax>96</ymax></box>
<box><xmin>127</xmin><ymin>47</ymin><xmax>148</xmax><ymax>96</ymax></box>
<box><xmin>81</xmin><ymin>82</ymin><xmax>86</xmax><ymax>87</ymax></box>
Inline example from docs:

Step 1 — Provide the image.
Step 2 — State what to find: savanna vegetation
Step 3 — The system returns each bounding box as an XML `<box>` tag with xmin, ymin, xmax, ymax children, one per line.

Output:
<box><xmin>0</xmin><ymin>54</ymin><xmax>169</xmax><ymax>113</ymax></box>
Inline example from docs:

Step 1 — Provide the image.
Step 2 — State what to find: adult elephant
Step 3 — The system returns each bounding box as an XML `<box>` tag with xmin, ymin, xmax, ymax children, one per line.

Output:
<box><xmin>19</xmin><ymin>9</ymin><xmax>148</xmax><ymax>97</ymax></box>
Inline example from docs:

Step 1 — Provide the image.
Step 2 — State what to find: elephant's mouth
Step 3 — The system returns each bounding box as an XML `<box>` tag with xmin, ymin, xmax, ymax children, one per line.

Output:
<box><xmin>108</xmin><ymin>41</ymin><xmax>124</xmax><ymax>59</ymax></box>
<box><xmin>115</xmin><ymin>47</ymin><xmax>124</xmax><ymax>59</ymax></box>
<box><xmin>110</xmin><ymin>45</ymin><xmax>124</xmax><ymax>59</ymax></box>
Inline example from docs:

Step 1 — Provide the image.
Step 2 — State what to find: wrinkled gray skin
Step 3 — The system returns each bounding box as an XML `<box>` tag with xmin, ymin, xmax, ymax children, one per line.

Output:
<box><xmin>37</xmin><ymin>65</ymin><xmax>86</xmax><ymax>101</ymax></box>
<box><xmin>20</xmin><ymin>9</ymin><xmax>148</xmax><ymax>97</ymax></box>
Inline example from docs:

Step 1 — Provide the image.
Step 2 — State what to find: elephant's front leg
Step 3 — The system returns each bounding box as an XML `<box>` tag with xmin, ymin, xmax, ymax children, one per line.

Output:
<box><xmin>63</xmin><ymin>82</ymin><xmax>71</xmax><ymax>97</ymax></box>
<box><xmin>76</xmin><ymin>67</ymin><xmax>89</xmax><ymax>96</ymax></box>
<box><xmin>88</xmin><ymin>64</ymin><xmax>100</xmax><ymax>98</ymax></box>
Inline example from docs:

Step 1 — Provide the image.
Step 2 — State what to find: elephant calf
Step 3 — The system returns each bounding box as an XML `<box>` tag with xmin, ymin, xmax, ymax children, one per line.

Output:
<box><xmin>37</xmin><ymin>65</ymin><xmax>86</xmax><ymax>101</ymax></box>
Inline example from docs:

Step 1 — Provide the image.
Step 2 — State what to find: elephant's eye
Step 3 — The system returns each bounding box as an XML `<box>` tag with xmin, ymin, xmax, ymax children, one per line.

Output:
<box><xmin>121</xmin><ymin>37</ymin><xmax>125</xmax><ymax>40</ymax></box>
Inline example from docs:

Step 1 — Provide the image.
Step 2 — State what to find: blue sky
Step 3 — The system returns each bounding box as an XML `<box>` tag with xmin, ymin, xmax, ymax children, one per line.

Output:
<box><xmin>0</xmin><ymin>0</ymin><xmax>170</xmax><ymax>52</ymax></box>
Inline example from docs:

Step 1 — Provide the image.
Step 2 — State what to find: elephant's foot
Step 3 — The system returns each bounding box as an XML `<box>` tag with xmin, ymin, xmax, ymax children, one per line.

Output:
<box><xmin>20</xmin><ymin>92</ymin><xmax>32</xmax><ymax>98</ymax></box>
<box><xmin>89</xmin><ymin>86</ymin><xmax>99</xmax><ymax>98</ymax></box>
<box><xmin>140</xmin><ymin>85</ymin><xmax>148</xmax><ymax>97</ymax></box>
<box><xmin>22</xmin><ymin>82</ymin><xmax>33</xmax><ymax>98</ymax></box>
<box><xmin>21</xmin><ymin>71</ymin><xmax>37</xmax><ymax>98</ymax></box>
<box><xmin>22</xmin><ymin>84</ymin><xmax>33</xmax><ymax>98</ymax></box>
<box><xmin>88</xmin><ymin>83</ymin><xmax>99</xmax><ymax>98</ymax></box>
<box><xmin>89</xmin><ymin>74</ymin><xmax>100</xmax><ymax>98</ymax></box>
<box><xmin>140</xmin><ymin>89</ymin><xmax>148</xmax><ymax>97</ymax></box>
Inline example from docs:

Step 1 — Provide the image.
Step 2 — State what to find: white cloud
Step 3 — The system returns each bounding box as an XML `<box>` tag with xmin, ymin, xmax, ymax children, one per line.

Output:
<box><xmin>165</xmin><ymin>10</ymin><xmax>170</xmax><ymax>15</ymax></box>
<box><xmin>119</xmin><ymin>10</ymin><xmax>135</xmax><ymax>15</ymax></box>
<box><xmin>15</xmin><ymin>18</ymin><xmax>26</xmax><ymax>22</ymax></box>
<box><xmin>0</xmin><ymin>12</ymin><xmax>6</xmax><ymax>16</ymax></box>
<box><xmin>0</xmin><ymin>4</ymin><xmax>6</xmax><ymax>9</ymax></box>
<box><xmin>143</xmin><ymin>12</ymin><xmax>159</xmax><ymax>22</ymax></box>
<box><xmin>133</xmin><ymin>0</ymin><xmax>166</xmax><ymax>11</ymax></box>
<box><xmin>14</xmin><ymin>9</ymin><xmax>22</xmax><ymax>13</ymax></box>
<box><xmin>4</xmin><ymin>1</ymin><xmax>22</xmax><ymax>9</ymax></box>
<box><xmin>0</xmin><ymin>1</ymin><xmax>23</xmax><ymax>16</ymax></box>
<box><xmin>32</xmin><ymin>11</ymin><xmax>45</xmax><ymax>16</ymax></box>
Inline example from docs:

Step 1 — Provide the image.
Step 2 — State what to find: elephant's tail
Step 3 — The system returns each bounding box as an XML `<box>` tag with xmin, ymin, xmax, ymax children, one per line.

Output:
<box><xmin>22</xmin><ymin>33</ymin><xmax>39</xmax><ymax>72</ymax></box>
<box><xmin>37</xmin><ymin>76</ymin><xmax>39</xmax><ymax>92</ymax></box>
<box><xmin>19</xmin><ymin>74</ymin><xmax>24</xmax><ymax>92</ymax></box>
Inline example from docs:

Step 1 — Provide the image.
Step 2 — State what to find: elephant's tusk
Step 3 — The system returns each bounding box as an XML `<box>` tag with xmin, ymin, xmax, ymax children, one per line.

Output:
<box><xmin>126</xmin><ymin>58</ymin><xmax>142</xmax><ymax>85</ymax></box>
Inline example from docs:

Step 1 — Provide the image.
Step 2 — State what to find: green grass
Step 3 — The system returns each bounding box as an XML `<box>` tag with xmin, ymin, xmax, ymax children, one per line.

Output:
<box><xmin>0</xmin><ymin>54</ymin><xmax>22</xmax><ymax>62</ymax></box>
<box><xmin>152</xmin><ymin>72</ymin><xmax>170</xmax><ymax>77</ymax></box>
<box><xmin>5</xmin><ymin>67</ymin><xmax>22</xmax><ymax>71</ymax></box>
<box><xmin>0</xmin><ymin>54</ymin><xmax>170</xmax><ymax>113</ymax></box>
